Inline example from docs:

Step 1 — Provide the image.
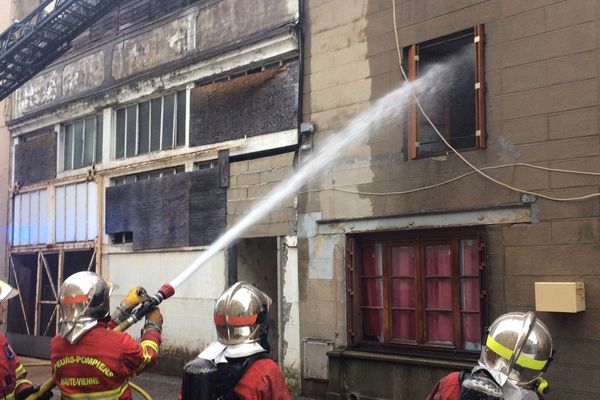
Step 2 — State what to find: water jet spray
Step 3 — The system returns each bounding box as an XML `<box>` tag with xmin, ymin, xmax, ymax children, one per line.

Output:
<box><xmin>27</xmin><ymin>58</ymin><xmax>455</xmax><ymax>400</ymax></box>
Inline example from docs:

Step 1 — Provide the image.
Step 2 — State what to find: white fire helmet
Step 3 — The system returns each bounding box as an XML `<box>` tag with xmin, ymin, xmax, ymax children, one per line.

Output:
<box><xmin>479</xmin><ymin>311</ymin><xmax>553</xmax><ymax>388</ymax></box>
<box><xmin>213</xmin><ymin>282</ymin><xmax>271</xmax><ymax>346</ymax></box>
<box><xmin>58</xmin><ymin>271</ymin><xmax>112</xmax><ymax>344</ymax></box>
<box><xmin>0</xmin><ymin>280</ymin><xmax>18</xmax><ymax>303</ymax></box>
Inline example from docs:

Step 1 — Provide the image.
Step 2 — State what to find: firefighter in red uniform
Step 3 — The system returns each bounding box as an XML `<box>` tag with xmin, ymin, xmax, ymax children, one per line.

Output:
<box><xmin>0</xmin><ymin>280</ymin><xmax>52</xmax><ymax>400</ymax></box>
<box><xmin>51</xmin><ymin>271</ymin><xmax>163</xmax><ymax>400</ymax></box>
<box><xmin>180</xmin><ymin>282</ymin><xmax>291</xmax><ymax>400</ymax></box>
<box><xmin>426</xmin><ymin>312</ymin><xmax>553</xmax><ymax>400</ymax></box>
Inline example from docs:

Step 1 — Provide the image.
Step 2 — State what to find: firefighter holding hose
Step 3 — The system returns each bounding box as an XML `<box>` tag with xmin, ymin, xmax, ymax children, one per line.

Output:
<box><xmin>50</xmin><ymin>271</ymin><xmax>163</xmax><ymax>399</ymax></box>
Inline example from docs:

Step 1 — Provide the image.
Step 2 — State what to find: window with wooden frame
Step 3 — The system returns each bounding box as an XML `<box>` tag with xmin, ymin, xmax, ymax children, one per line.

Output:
<box><xmin>406</xmin><ymin>26</ymin><xmax>485</xmax><ymax>159</ymax></box>
<box><xmin>347</xmin><ymin>227</ymin><xmax>487</xmax><ymax>358</ymax></box>
<box><xmin>114</xmin><ymin>90</ymin><xmax>187</xmax><ymax>160</ymax></box>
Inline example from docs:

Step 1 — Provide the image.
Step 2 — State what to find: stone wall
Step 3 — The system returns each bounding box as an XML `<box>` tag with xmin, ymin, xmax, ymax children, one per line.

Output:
<box><xmin>301</xmin><ymin>0</ymin><xmax>600</xmax><ymax>399</ymax></box>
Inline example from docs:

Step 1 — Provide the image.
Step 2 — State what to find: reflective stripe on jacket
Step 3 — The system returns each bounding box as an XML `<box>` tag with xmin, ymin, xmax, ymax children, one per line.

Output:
<box><xmin>0</xmin><ymin>332</ymin><xmax>33</xmax><ymax>400</ymax></box>
<box><xmin>51</xmin><ymin>323</ymin><xmax>161</xmax><ymax>400</ymax></box>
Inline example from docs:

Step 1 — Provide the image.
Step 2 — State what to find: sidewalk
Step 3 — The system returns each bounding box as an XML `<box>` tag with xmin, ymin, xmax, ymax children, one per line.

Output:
<box><xmin>20</xmin><ymin>356</ymin><xmax>181</xmax><ymax>400</ymax></box>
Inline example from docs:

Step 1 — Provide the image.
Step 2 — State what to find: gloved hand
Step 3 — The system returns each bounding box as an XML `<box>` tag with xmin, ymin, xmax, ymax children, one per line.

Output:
<box><xmin>16</xmin><ymin>385</ymin><xmax>53</xmax><ymax>400</ymax></box>
<box><xmin>123</xmin><ymin>286</ymin><xmax>150</xmax><ymax>310</ymax></box>
<box><xmin>142</xmin><ymin>308</ymin><xmax>163</xmax><ymax>335</ymax></box>
<box><xmin>110</xmin><ymin>286</ymin><xmax>149</xmax><ymax>324</ymax></box>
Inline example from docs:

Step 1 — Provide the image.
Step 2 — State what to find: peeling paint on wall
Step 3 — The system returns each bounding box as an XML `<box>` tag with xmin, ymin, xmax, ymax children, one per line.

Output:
<box><xmin>196</xmin><ymin>0</ymin><xmax>298</xmax><ymax>52</ymax></box>
<box><xmin>307</xmin><ymin>235</ymin><xmax>341</xmax><ymax>280</ymax></box>
<box><xmin>17</xmin><ymin>70</ymin><xmax>58</xmax><ymax>115</ymax></box>
<box><xmin>112</xmin><ymin>18</ymin><xmax>189</xmax><ymax>80</ymax></box>
<box><xmin>63</xmin><ymin>51</ymin><xmax>105</xmax><ymax>97</ymax></box>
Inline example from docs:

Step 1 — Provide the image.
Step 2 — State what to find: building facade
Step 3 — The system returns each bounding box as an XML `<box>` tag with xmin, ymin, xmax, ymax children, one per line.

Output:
<box><xmin>300</xmin><ymin>1</ymin><xmax>599</xmax><ymax>399</ymax></box>
<box><xmin>6</xmin><ymin>0</ymin><xmax>302</xmax><ymax>391</ymax></box>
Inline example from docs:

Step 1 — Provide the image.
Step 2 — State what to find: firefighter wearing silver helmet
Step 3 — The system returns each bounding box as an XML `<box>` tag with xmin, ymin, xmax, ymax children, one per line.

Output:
<box><xmin>181</xmin><ymin>282</ymin><xmax>291</xmax><ymax>400</ymax></box>
<box><xmin>51</xmin><ymin>271</ymin><xmax>163</xmax><ymax>400</ymax></box>
<box><xmin>57</xmin><ymin>270</ymin><xmax>112</xmax><ymax>343</ymax></box>
<box><xmin>427</xmin><ymin>311</ymin><xmax>554</xmax><ymax>400</ymax></box>
<box><xmin>213</xmin><ymin>281</ymin><xmax>272</xmax><ymax>347</ymax></box>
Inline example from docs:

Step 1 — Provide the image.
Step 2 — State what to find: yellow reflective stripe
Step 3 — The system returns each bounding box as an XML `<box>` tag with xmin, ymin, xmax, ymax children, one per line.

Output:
<box><xmin>15</xmin><ymin>379</ymin><xmax>32</xmax><ymax>388</ymax></box>
<box><xmin>140</xmin><ymin>340</ymin><xmax>159</xmax><ymax>354</ymax></box>
<box><xmin>60</xmin><ymin>381</ymin><xmax>129</xmax><ymax>400</ymax></box>
<box><xmin>0</xmin><ymin>391</ymin><xmax>15</xmax><ymax>400</ymax></box>
<box><xmin>135</xmin><ymin>340</ymin><xmax>158</xmax><ymax>374</ymax></box>
<box><xmin>486</xmin><ymin>336</ymin><xmax>547</xmax><ymax>371</ymax></box>
<box><xmin>14</xmin><ymin>364</ymin><xmax>26</xmax><ymax>377</ymax></box>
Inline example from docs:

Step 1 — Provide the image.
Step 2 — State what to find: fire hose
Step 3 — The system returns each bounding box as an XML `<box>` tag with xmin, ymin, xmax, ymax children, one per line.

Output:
<box><xmin>25</xmin><ymin>283</ymin><xmax>175</xmax><ymax>400</ymax></box>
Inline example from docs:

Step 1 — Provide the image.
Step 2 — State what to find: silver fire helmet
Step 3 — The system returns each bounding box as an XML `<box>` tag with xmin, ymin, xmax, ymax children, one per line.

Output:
<box><xmin>213</xmin><ymin>282</ymin><xmax>271</xmax><ymax>345</ymax></box>
<box><xmin>479</xmin><ymin>311</ymin><xmax>553</xmax><ymax>388</ymax></box>
<box><xmin>0</xmin><ymin>280</ymin><xmax>18</xmax><ymax>303</ymax></box>
<box><xmin>58</xmin><ymin>271</ymin><xmax>112</xmax><ymax>344</ymax></box>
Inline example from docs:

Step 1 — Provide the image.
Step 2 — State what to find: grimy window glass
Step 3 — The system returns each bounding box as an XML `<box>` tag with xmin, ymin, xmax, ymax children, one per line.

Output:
<box><xmin>125</xmin><ymin>105</ymin><xmax>137</xmax><ymax>158</ymax></box>
<box><xmin>162</xmin><ymin>93</ymin><xmax>175</xmax><ymax>150</ymax></box>
<box><xmin>407</xmin><ymin>25</ymin><xmax>485</xmax><ymax>159</ymax></box>
<box><xmin>347</xmin><ymin>228</ymin><xmax>486</xmax><ymax>357</ymax></box>
<box><xmin>62</xmin><ymin>114</ymin><xmax>103</xmax><ymax>171</ymax></box>
<box><xmin>114</xmin><ymin>90</ymin><xmax>187</xmax><ymax>159</ymax></box>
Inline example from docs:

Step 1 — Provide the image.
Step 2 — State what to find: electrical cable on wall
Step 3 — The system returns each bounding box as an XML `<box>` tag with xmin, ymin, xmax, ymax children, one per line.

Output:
<box><xmin>337</xmin><ymin>0</ymin><xmax>600</xmax><ymax>203</ymax></box>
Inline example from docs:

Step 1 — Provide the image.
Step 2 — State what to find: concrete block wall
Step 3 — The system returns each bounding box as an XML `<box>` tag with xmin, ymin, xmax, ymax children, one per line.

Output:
<box><xmin>302</xmin><ymin>0</ymin><xmax>600</xmax><ymax>398</ymax></box>
<box><xmin>227</xmin><ymin>152</ymin><xmax>296</xmax><ymax>237</ymax></box>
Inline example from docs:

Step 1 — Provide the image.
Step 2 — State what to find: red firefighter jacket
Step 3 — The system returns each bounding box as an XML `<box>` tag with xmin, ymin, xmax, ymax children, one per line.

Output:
<box><xmin>426</xmin><ymin>372</ymin><xmax>461</xmax><ymax>400</ymax></box>
<box><xmin>51</xmin><ymin>322</ymin><xmax>161</xmax><ymax>400</ymax></box>
<box><xmin>234</xmin><ymin>358</ymin><xmax>291</xmax><ymax>400</ymax></box>
<box><xmin>0</xmin><ymin>332</ymin><xmax>33</xmax><ymax>400</ymax></box>
<box><xmin>426</xmin><ymin>371</ymin><xmax>544</xmax><ymax>400</ymax></box>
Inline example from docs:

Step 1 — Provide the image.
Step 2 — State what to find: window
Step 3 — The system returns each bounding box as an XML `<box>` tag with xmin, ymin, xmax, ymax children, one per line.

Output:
<box><xmin>347</xmin><ymin>228</ymin><xmax>486</xmax><ymax>357</ymax></box>
<box><xmin>115</xmin><ymin>91</ymin><xmax>186</xmax><ymax>159</ymax></box>
<box><xmin>111</xmin><ymin>165</ymin><xmax>185</xmax><ymax>186</ymax></box>
<box><xmin>62</xmin><ymin>115</ymin><xmax>103</xmax><ymax>171</ymax></box>
<box><xmin>111</xmin><ymin>231</ymin><xmax>133</xmax><ymax>244</ymax></box>
<box><xmin>406</xmin><ymin>26</ymin><xmax>485</xmax><ymax>159</ymax></box>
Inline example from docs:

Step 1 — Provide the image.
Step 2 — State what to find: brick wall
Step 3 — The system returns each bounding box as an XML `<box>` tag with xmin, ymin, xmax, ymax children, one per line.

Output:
<box><xmin>228</xmin><ymin>152</ymin><xmax>296</xmax><ymax>237</ymax></box>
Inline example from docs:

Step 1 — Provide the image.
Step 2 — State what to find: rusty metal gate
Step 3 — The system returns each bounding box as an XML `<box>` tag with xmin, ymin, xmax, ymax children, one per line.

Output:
<box><xmin>7</xmin><ymin>247</ymin><xmax>95</xmax><ymax>357</ymax></box>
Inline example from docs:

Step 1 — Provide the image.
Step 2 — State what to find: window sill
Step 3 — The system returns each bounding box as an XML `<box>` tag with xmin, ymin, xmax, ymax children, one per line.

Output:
<box><xmin>328</xmin><ymin>347</ymin><xmax>476</xmax><ymax>370</ymax></box>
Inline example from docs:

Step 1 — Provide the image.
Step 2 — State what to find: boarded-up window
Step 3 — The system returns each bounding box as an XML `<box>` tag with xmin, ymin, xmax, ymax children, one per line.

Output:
<box><xmin>105</xmin><ymin>170</ymin><xmax>225</xmax><ymax>250</ymax></box>
<box><xmin>55</xmin><ymin>181</ymin><xmax>98</xmax><ymax>243</ymax></box>
<box><xmin>62</xmin><ymin>115</ymin><xmax>103</xmax><ymax>171</ymax></box>
<box><xmin>190</xmin><ymin>61</ymin><xmax>299</xmax><ymax>147</ymax></box>
<box><xmin>12</xmin><ymin>189</ymin><xmax>48</xmax><ymax>246</ymax></box>
<box><xmin>111</xmin><ymin>165</ymin><xmax>185</xmax><ymax>186</ymax></box>
<box><xmin>14</xmin><ymin>131</ymin><xmax>57</xmax><ymax>186</ymax></box>
<box><xmin>114</xmin><ymin>90</ymin><xmax>187</xmax><ymax>159</ymax></box>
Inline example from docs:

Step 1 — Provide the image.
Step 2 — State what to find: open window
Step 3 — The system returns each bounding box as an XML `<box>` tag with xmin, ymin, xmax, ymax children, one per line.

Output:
<box><xmin>347</xmin><ymin>227</ymin><xmax>487</xmax><ymax>359</ymax></box>
<box><xmin>406</xmin><ymin>26</ymin><xmax>485</xmax><ymax>159</ymax></box>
